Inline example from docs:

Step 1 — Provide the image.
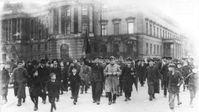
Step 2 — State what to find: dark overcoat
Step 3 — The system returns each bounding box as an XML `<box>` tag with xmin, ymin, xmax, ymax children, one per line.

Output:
<box><xmin>13</xmin><ymin>67</ymin><xmax>29</xmax><ymax>98</ymax></box>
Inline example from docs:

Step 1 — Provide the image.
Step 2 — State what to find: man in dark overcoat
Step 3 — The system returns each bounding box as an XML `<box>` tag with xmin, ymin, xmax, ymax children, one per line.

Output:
<box><xmin>0</xmin><ymin>64</ymin><xmax>10</xmax><ymax>103</ymax></box>
<box><xmin>13</xmin><ymin>60</ymin><xmax>29</xmax><ymax>106</ymax></box>
<box><xmin>84</xmin><ymin>57</ymin><xmax>104</xmax><ymax>105</ymax></box>
<box><xmin>50</xmin><ymin>60</ymin><xmax>62</xmax><ymax>102</ymax></box>
<box><xmin>37</xmin><ymin>59</ymin><xmax>50</xmax><ymax>104</ymax></box>
<box><xmin>145</xmin><ymin>59</ymin><xmax>161</xmax><ymax>101</ymax></box>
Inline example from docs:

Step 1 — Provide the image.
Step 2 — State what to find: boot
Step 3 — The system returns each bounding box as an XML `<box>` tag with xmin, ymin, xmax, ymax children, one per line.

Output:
<box><xmin>17</xmin><ymin>98</ymin><xmax>22</xmax><ymax>106</ymax></box>
<box><xmin>149</xmin><ymin>95</ymin><xmax>153</xmax><ymax>101</ymax></box>
<box><xmin>34</xmin><ymin>105</ymin><xmax>38</xmax><ymax>111</ymax></box>
<box><xmin>23</xmin><ymin>98</ymin><xmax>26</xmax><ymax>103</ymax></box>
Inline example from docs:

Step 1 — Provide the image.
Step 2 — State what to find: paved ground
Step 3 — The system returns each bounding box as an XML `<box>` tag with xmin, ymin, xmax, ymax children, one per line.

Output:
<box><xmin>0</xmin><ymin>84</ymin><xmax>199</xmax><ymax>112</ymax></box>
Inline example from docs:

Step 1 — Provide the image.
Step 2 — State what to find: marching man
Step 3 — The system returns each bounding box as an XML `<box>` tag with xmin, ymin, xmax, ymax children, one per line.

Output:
<box><xmin>167</xmin><ymin>63</ymin><xmax>183</xmax><ymax>112</ymax></box>
<box><xmin>104</xmin><ymin>56</ymin><xmax>121</xmax><ymax>105</ymax></box>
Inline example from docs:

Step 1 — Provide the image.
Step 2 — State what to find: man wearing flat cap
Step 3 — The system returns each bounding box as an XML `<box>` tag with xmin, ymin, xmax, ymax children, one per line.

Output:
<box><xmin>167</xmin><ymin>63</ymin><xmax>183</xmax><ymax>112</ymax></box>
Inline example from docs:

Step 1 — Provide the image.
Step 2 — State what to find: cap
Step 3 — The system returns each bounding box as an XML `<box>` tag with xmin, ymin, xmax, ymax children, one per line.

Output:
<box><xmin>168</xmin><ymin>63</ymin><xmax>176</xmax><ymax>68</ymax></box>
<box><xmin>110</xmin><ymin>56</ymin><xmax>115</xmax><ymax>60</ymax></box>
<box><xmin>40</xmin><ymin>59</ymin><xmax>46</xmax><ymax>64</ymax></box>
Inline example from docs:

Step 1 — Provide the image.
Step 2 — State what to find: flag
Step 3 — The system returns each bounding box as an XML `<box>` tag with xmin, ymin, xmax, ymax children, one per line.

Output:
<box><xmin>82</xmin><ymin>29</ymin><xmax>91</xmax><ymax>54</ymax></box>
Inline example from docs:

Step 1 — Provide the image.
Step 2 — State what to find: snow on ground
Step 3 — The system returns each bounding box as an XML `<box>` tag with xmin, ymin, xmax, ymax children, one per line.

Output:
<box><xmin>0</xmin><ymin>84</ymin><xmax>199</xmax><ymax>112</ymax></box>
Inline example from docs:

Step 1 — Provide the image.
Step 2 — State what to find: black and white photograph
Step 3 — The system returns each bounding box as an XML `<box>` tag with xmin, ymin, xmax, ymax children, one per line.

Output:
<box><xmin>0</xmin><ymin>0</ymin><xmax>199</xmax><ymax>112</ymax></box>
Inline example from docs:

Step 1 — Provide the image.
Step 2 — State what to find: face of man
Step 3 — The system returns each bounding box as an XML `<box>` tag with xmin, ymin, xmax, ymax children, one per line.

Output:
<box><xmin>18</xmin><ymin>63</ymin><xmax>23</xmax><ymax>68</ymax></box>
<box><xmin>127</xmin><ymin>61</ymin><xmax>131</xmax><ymax>67</ymax></box>
<box><xmin>53</xmin><ymin>61</ymin><xmax>58</xmax><ymax>67</ymax></box>
<box><xmin>72</xmin><ymin>68</ymin><xmax>77</xmax><ymax>74</ymax></box>
<box><xmin>177</xmin><ymin>64</ymin><xmax>182</xmax><ymax>68</ymax></box>
<box><xmin>73</xmin><ymin>59</ymin><xmax>77</xmax><ymax>64</ymax></box>
<box><xmin>51</xmin><ymin>75</ymin><xmax>56</xmax><ymax>82</ymax></box>
<box><xmin>168</xmin><ymin>67</ymin><xmax>175</xmax><ymax>72</ymax></box>
<box><xmin>110</xmin><ymin>60</ymin><xmax>115</xmax><ymax>65</ymax></box>
<box><xmin>149</xmin><ymin>61</ymin><xmax>154</xmax><ymax>66</ymax></box>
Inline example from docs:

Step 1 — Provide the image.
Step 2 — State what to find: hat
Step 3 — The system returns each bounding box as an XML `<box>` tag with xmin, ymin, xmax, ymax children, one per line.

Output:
<box><xmin>168</xmin><ymin>63</ymin><xmax>176</xmax><ymax>68</ymax></box>
<box><xmin>110</xmin><ymin>56</ymin><xmax>115</xmax><ymax>60</ymax></box>
<box><xmin>148</xmin><ymin>58</ymin><xmax>154</xmax><ymax>62</ymax></box>
<box><xmin>17</xmin><ymin>60</ymin><xmax>23</xmax><ymax>64</ymax></box>
<box><xmin>49</xmin><ymin>73</ymin><xmax>56</xmax><ymax>78</ymax></box>
<box><xmin>40</xmin><ymin>59</ymin><xmax>46</xmax><ymax>64</ymax></box>
<box><xmin>126</xmin><ymin>57</ymin><xmax>132</xmax><ymax>61</ymax></box>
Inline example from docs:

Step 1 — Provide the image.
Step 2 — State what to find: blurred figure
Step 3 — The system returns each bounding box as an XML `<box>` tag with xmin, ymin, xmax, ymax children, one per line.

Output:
<box><xmin>0</xmin><ymin>64</ymin><xmax>10</xmax><ymax>103</ymax></box>
<box><xmin>37</xmin><ymin>59</ymin><xmax>50</xmax><ymax>104</ymax></box>
<box><xmin>69</xmin><ymin>67</ymin><xmax>81</xmax><ymax>105</ymax></box>
<box><xmin>13</xmin><ymin>60</ymin><xmax>29</xmax><ymax>106</ymax></box>
<box><xmin>50</xmin><ymin>60</ymin><xmax>61</xmax><ymax>102</ymax></box>
<box><xmin>79</xmin><ymin>61</ymin><xmax>91</xmax><ymax>94</ymax></box>
<box><xmin>145</xmin><ymin>59</ymin><xmax>161</xmax><ymax>101</ymax></box>
<box><xmin>104</xmin><ymin>56</ymin><xmax>121</xmax><ymax>105</ymax></box>
<box><xmin>168</xmin><ymin>64</ymin><xmax>183</xmax><ymax>112</ymax></box>
<box><xmin>187</xmin><ymin>68</ymin><xmax>198</xmax><ymax>107</ymax></box>
<box><xmin>121</xmin><ymin>59</ymin><xmax>134</xmax><ymax>101</ymax></box>
<box><xmin>46</xmin><ymin>73</ymin><xmax>59</xmax><ymax>112</ymax></box>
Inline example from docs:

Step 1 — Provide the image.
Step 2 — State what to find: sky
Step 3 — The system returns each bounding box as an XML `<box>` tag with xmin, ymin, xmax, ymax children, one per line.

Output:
<box><xmin>0</xmin><ymin>0</ymin><xmax>199</xmax><ymax>58</ymax></box>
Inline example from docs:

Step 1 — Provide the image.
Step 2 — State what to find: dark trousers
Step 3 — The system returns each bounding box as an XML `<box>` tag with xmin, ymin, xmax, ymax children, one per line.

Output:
<box><xmin>81</xmin><ymin>80</ymin><xmax>89</xmax><ymax>93</ymax></box>
<box><xmin>49</xmin><ymin>96</ymin><xmax>56</xmax><ymax>111</ymax></box>
<box><xmin>124</xmin><ymin>91</ymin><xmax>131</xmax><ymax>98</ymax></box>
<box><xmin>107</xmin><ymin>92</ymin><xmax>116</xmax><ymax>102</ymax></box>
<box><xmin>63</xmin><ymin>80</ymin><xmax>68</xmax><ymax>91</ymax></box>
<box><xmin>119</xmin><ymin>80</ymin><xmax>123</xmax><ymax>95</ymax></box>
<box><xmin>162</xmin><ymin>80</ymin><xmax>168</xmax><ymax>96</ymax></box>
<box><xmin>41</xmin><ymin>82</ymin><xmax>47</xmax><ymax>101</ymax></box>
<box><xmin>91</xmin><ymin>81</ymin><xmax>103</xmax><ymax>102</ymax></box>
<box><xmin>30</xmin><ymin>96</ymin><xmax>38</xmax><ymax>108</ymax></box>
<box><xmin>71</xmin><ymin>84</ymin><xmax>80</xmax><ymax>102</ymax></box>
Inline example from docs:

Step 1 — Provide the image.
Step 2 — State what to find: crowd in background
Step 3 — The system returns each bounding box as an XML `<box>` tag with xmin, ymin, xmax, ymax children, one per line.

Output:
<box><xmin>0</xmin><ymin>56</ymin><xmax>198</xmax><ymax>112</ymax></box>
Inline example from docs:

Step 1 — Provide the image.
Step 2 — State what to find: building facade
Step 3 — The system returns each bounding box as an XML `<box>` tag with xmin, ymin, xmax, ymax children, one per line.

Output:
<box><xmin>1</xmin><ymin>0</ymin><xmax>186</xmax><ymax>62</ymax></box>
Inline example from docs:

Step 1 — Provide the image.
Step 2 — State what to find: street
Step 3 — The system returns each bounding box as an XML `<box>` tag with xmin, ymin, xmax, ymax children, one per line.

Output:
<box><xmin>0</xmin><ymin>84</ymin><xmax>198</xmax><ymax>112</ymax></box>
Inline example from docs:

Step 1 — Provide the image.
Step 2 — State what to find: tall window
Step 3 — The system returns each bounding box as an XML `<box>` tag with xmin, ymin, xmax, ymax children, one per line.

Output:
<box><xmin>154</xmin><ymin>44</ymin><xmax>156</xmax><ymax>54</ymax></box>
<box><xmin>150</xmin><ymin>44</ymin><xmax>152</xmax><ymax>54</ymax></box>
<box><xmin>146</xmin><ymin>43</ymin><xmax>148</xmax><ymax>55</ymax></box>
<box><xmin>157</xmin><ymin>45</ymin><xmax>159</xmax><ymax>55</ymax></box>
<box><xmin>82</xmin><ymin>6</ymin><xmax>88</xmax><ymax>16</ymax></box>
<box><xmin>128</xmin><ymin>22</ymin><xmax>134</xmax><ymax>34</ymax></box>
<box><xmin>150</xmin><ymin>24</ymin><xmax>152</xmax><ymax>36</ymax></box>
<box><xmin>153</xmin><ymin>25</ymin><xmax>156</xmax><ymax>36</ymax></box>
<box><xmin>160</xmin><ymin>28</ymin><xmax>162</xmax><ymax>38</ymax></box>
<box><xmin>114</xmin><ymin>23</ymin><xmax>119</xmax><ymax>35</ymax></box>
<box><xmin>74</xmin><ymin>8</ymin><xmax>78</xmax><ymax>34</ymax></box>
<box><xmin>146</xmin><ymin>22</ymin><xmax>148</xmax><ymax>34</ymax></box>
<box><xmin>102</xmin><ymin>24</ymin><xmax>107</xmax><ymax>36</ymax></box>
<box><xmin>157</xmin><ymin>27</ymin><xmax>159</xmax><ymax>37</ymax></box>
<box><xmin>82</xmin><ymin>23</ymin><xmax>88</xmax><ymax>34</ymax></box>
<box><xmin>66</xmin><ymin>8</ymin><xmax>71</xmax><ymax>16</ymax></box>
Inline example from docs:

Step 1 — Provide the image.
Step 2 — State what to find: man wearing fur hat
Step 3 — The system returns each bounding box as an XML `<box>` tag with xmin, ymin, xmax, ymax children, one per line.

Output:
<box><xmin>104</xmin><ymin>56</ymin><xmax>121</xmax><ymax>105</ymax></box>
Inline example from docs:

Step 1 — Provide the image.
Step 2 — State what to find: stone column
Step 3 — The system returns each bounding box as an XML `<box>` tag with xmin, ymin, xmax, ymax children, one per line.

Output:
<box><xmin>70</xmin><ymin>7</ymin><xmax>74</xmax><ymax>33</ymax></box>
<box><xmin>58</xmin><ymin>7</ymin><xmax>62</xmax><ymax>34</ymax></box>
<box><xmin>7</xmin><ymin>20</ymin><xmax>10</xmax><ymax>41</ymax></box>
<box><xmin>16</xmin><ymin>18</ymin><xmax>18</xmax><ymax>39</ymax></box>
<box><xmin>78</xmin><ymin>6</ymin><xmax>82</xmax><ymax>33</ymax></box>
<box><xmin>89</xmin><ymin>6</ymin><xmax>93</xmax><ymax>33</ymax></box>
<box><xmin>20</xmin><ymin>18</ymin><xmax>22</xmax><ymax>39</ymax></box>
<box><xmin>10</xmin><ymin>19</ymin><xmax>13</xmax><ymax>41</ymax></box>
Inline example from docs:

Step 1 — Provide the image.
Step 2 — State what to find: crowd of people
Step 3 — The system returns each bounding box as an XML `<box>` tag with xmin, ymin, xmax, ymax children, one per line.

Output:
<box><xmin>0</xmin><ymin>56</ymin><xmax>198</xmax><ymax>112</ymax></box>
